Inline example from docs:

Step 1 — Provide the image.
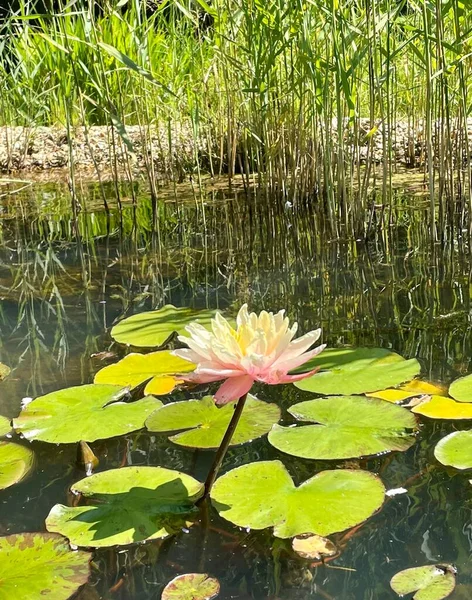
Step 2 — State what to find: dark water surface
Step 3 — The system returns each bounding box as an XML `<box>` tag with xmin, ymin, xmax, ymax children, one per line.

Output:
<box><xmin>1</xmin><ymin>180</ymin><xmax>472</xmax><ymax>599</ymax></box>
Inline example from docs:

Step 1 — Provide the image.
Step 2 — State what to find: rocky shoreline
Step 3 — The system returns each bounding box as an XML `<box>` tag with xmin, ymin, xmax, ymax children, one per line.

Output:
<box><xmin>0</xmin><ymin>120</ymin><xmax>469</xmax><ymax>179</ymax></box>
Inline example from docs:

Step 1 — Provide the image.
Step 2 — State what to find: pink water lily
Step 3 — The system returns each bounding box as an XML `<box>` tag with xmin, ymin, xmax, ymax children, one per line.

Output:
<box><xmin>173</xmin><ymin>304</ymin><xmax>326</xmax><ymax>405</ymax></box>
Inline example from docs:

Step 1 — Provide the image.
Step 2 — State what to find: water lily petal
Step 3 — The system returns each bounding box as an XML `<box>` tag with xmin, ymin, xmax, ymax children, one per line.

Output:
<box><xmin>214</xmin><ymin>375</ymin><xmax>255</xmax><ymax>405</ymax></box>
<box><xmin>274</xmin><ymin>343</ymin><xmax>326</xmax><ymax>373</ymax></box>
<box><xmin>272</xmin><ymin>329</ymin><xmax>322</xmax><ymax>367</ymax></box>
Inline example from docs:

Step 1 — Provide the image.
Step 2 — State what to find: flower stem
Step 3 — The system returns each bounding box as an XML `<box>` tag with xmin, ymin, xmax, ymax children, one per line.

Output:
<box><xmin>202</xmin><ymin>392</ymin><xmax>248</xmax><ymax>498</ymax></box>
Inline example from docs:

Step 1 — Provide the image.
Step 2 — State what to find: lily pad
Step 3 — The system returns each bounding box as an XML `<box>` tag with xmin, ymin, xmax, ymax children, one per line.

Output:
<box><xmin>412</xmin><ymin>396</ymin><xmax>472</xmax><ymax>420</ymax></box>
<box><xmin>162</xmin><ymin>574</ymin><xmax>220</xmax><ymax>600</ymax></box>
<box><xmin>449</xmin><ymin>374</ymin><xmax>472</xmax><ymax>402</ymax></box>
<box><xmin>146</xmin><ymin>395</ymin><xmax>280</xmax><ymax>449</ymax></box>
<box><xmin>366</xmin><ymin>389</ymin><xmax>418</xmax><ymax>403</ymax></box>
<box><xmin>292</xmin><ymin>534</ymin><xmax>337</xmax><ymax>560</ymax></box>
<box><xmin>111</xmin><ymin>305</ymin><xmax>219</xmax><ymax>348</ymax></box>
<box><xmin>93</xmin><ymin>351</ymin><xmax>195</xmax><ymax>395</ymax></box>
<box><xmin>210</xmin><ymin>460</ymin><xmax>385</xmax><ymax>539</ymax></box>
<box><xmin>0</xmin><ymin>441</ymin><xmax>34</xmax><ymax>490</ymax></box>
<box><xmin>0</xmin><ymin>362</ymin><xmax>10</xmax><ymax>381</ymax></box>
<box><xmin>268</xmin><ymin>396</ymin><xmax>417</xmax><ymax>460</ymax></box>
<box><xmin>295</xmin><ymin>347</ymin><xmax>420</xmax><ymax>395</ymax></box>
<box><xmin>13</xmin><ymin>384</ymin><xmax>162</xmax><ymax>443</ymax></box>
<box><xmin>46</xmin><ymin>466</ymin><xmax>203</xmax><ymax>548</ymax></box>
<box><xmin>0</xmin><ymin>533</ymin><xmax>91</xmax><ymax>600</ymax></box>
<box><xmin>390</xmin><ymin>564</ymin><xmax>456</xmax><ymax>600</ymax></box>
<box><xmin>0</xmin><ymin>416</ymin><xmax>11</xmax><ymax>437</ymax></box>
<box><xmin>400</xmin><ymin>380</ymin><xmax>447</xmax><ymax>396</ymax></box>
<box><xmin>434</xmin><ymin>431</ymin><xmax>472</xmax><ymax>470</ymax></box>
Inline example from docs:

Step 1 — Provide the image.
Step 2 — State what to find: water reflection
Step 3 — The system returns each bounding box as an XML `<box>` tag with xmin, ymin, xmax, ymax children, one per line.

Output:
<box><xmin>0</xmin><ymin>180</ymin><xmax>471</xmax><ymax>598</ymax></box>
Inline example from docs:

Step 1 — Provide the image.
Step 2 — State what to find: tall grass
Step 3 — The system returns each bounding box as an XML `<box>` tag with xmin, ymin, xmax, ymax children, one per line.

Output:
<box><xmin>1</xmin><ymin>0</ymin><xmax>472</xmax><ymax>235</ymax></box>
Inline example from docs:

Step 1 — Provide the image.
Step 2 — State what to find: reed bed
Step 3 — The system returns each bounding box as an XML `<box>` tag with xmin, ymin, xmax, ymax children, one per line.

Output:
<box><xmin>1</xmin><ymin>0</ymin><xmax>472</xmax><ymax>236</ymax></box>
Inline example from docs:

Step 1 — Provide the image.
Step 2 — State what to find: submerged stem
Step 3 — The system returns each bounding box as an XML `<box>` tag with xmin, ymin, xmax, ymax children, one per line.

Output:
<box><xmin>202</xmin><ymin>392</ymin><xmax>248</xmax><ymax>498</ymax></box>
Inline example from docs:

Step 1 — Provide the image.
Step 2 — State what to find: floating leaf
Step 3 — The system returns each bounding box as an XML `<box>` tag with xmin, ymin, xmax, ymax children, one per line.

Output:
<box><xmin>93</xmin><ymin>351</ymin><xmax>195</xmax><ymax>395</ymax></box>
<box><xmin>0</xmin><ymin>416</ymin><xmax>11</xmax><ymax>437</ymax></box>
<box><xmin>0</xmin><ymin>363</ymin><xmax>10</xmax><ymax>381</ymax></box>
<box><xmin>111</xmin><ymin>305</ymin><xmax>219</xmax><ymax>348</ymax></box>
<box><xmin>390</xmin><ymin>564</ymin><xmax>456</xmax><ymax>600</ymax></box>
<box><xmin>13</xmin><ymin>384</ymin><xmax>162</xmax><ymax>443</ymax></box>
<box><xmin>412</xmin><ymin>396</ymin><xmax>472</xmax><ymax>420</ymax></box>
<box><xmin>0</xmin><ymin>441</ymin><xmax>34</xmax><ymax>490</ymax></box>
<box><xmin>0</xmin><ymin>533</ymin><xmax>91</xmax><ymax>600</ymax></box>
<box><xmin>434</xmin><ymin>431</ymin><xmax>472</xmax><ymax>470</ymax></box>
<box><xmin>146</xmin><ymin>395</ymin><xmax>280</xmax><ymax>449</ymax></box>
<box><xmin>210</xmin><ymin>460</ymin><xmax>385</xmax><ymax>539</ymax></box>
<box><xmin>46</xmin><ymin>466</ymin><xmax>203</xmax><ymax>548</ymax></box>
<box><xmin>162</xmin><ymin>574</ymin><xmax>220</xmax><ymax>600</ymax></box>
<box><xmin>366</xmin><ymin>389</ymin><xmax>418</xmax><ymax>403</ymax></box>
<box><xmin>295</xmin><ymin>348</ymin><xmax>420</xmax><ymax>395</ymax></box>
<box><xmin>268</xmin><ymin>396</ymin><xmax>416</xmax><ymax>460</ymax></box>
<box><xmin>449</xmin><ymin>374</ymin><xmax>472</xmax><ymax>402</ymax></box>
<box><xmin>400</xmin><ymin>380</ymin><xmax>447</xmax><ymax>396</ymax></box>
<box><xmin>292</xmin><ymin>534</ymin><xmax>337</xmax><ymax>560</ymax></box>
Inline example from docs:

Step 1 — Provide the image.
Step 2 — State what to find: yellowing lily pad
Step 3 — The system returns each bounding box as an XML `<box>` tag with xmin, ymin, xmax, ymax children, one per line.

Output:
<box><xmin>46</xmin><ymin>466</ymin><xmax>204</xmax><ymax>548</ymax></box>
<box><xmin>449</xmin><ymin>374</ymin><xmax>472</xmax><ymax>402</ymax></box>
<box><xmin>0</xmin><ymin>441</ymin><xmax>34</xmax><ymax>490</ymax></box>
<box><xmin>146</xmin><ymin>395</ymin><xmax>280</xmax><ymax>449</ymax></box>
<box><xmin>0</xmin><ymin>533</ymin><xmax>91</xmax><ymax>600</ymax></box>
<box><xmin>400</xmin><ymin>380</ymin><xmax>447</xmax><ymax>396</ymax></box>
<box><xmin>111</xmin><ymin>305</ymin><xmax>219</xmax><ymax>348</ymax></box>
<box><xmin>390</xmin><ymin>564</ymin><xmax>456</xmax><ymax>600</ymax></box>
<box><xmin>93</xmin><ymin>351</ymin><xmax>195</xmax><ymax>395</ymax></box>
<box><xmin>13</xmin><ymin>384</ymin><xmax>162</xmax><ymax>443</ymax></box>
<box><xmin>268</xmin><ymin>396</ymin><xmax>417</xmax><ymax>460</ymax></box>
<box><xmin>292</xmin><ymin>534</ymin><xmax>337</xmax><ymax>560</ymax></box>
<box><xmin>210</xmin><ymin>460</ymin><xmax>385</xmax><ymax>539</ymax></box>
<box><xmin>162</xmin><ymin>574</ymin><xmax>220</xmax><ymax>600</ymax></box>
<box><xmin>295</xmin><ymin>348</ymin><xmax>420</xmax><ymax>395</ymax></box>
<box><xmin>434</xmin><ymin>431</ymin><xmax>472</xmax><ymax>470</ymax></box>
<box><xmin>0</xmin><ymin>416</ymin><xmax>11</xmax><ymax>437</ymax></box>
<box><xmin>412</xmin><ymin>396</ymin><xmax>472</xmax><ymax>420</ymax></box>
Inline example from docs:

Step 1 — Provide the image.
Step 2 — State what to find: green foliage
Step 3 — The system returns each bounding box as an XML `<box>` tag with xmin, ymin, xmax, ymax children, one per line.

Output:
<box><xmin>210</xmin><ymin>460</ymin><xmax>385</xmax><ymax>538</ymax></box>
<box><xmin>146</xmin><ymin>395</ymin><xmax>280</xmax><ymax>448</ymax></box>
<box><xmin>434</xmin><ymin>430</ymin><xmax>472</xmax><ymax>470</ymax></box>
<box><xmin>448</xmin><ymin>374</ymin><xmax>472</xmax><ymax>402</ymax></box>
<box><xmin>0</xmin><ymin>441</ymin><xmax>34</xmax><ymax>490</ymax></box>
<box><xmin>162</xmin><ymin>574</ymin><xmax>220</xmax><ymax>600</ymax></box>
<box><xmin>46</xmin><ymin>466</ymin><xmax>204</xmax><ymax>547</ymax></box>
<box><xmin>390</xmin><ymin>565</ymin><xmax>456</xmax><ymax>600</ymax></box>
<box><xmin>0</xmin><ymin>533</ymin><xmax>91</xmax><ymax>600</ymax></box>
<box><xmin>0</xmin><ymin>416</ymin><xmax>11</xmax><ymax>437</ymax></box>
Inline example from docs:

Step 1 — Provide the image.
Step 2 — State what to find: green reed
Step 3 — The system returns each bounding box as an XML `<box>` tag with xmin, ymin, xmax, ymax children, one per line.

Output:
<box><xmin>1</xmin><ymin>0</ymin><xmax>472</xmax><ymax>235</ymax></box>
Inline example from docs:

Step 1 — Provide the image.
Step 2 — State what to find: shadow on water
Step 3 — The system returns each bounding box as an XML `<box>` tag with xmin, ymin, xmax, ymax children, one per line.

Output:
<box><xmin>1</xmin><ymin>179</ymin><xmax>472</xmax><ymax>598</ymax></box>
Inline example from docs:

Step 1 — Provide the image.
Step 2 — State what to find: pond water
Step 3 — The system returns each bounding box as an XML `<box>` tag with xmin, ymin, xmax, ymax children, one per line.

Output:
<box><xmin>1</xmin><ymin>180</ymin><xmax>472</xmax><ymax>599</ymax></box>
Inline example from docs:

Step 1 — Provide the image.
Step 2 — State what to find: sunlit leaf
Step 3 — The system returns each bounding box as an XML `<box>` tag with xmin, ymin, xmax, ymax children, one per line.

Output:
<box><xmin>146</xmin><ymin>395</ymin><xmax>280</xmax><ymax>449</ymax></box>
<box><xmin>449</xmin><ymin>374</ymin><xmax>472</xmax><ymax>402</ymax></box>
<box><xmin>162</xmin><ymin>574</ymin><xmax>220</xmax><ymax>600</ymax></box>
<box><xmin>292</xmin><ymin>534</ymin><xmax>337</xmax><ymax>560</ymax></box>
<box><xmin>13</xmin><ymin>384</ymin><xmax>162</xmax><ymax>443</ymax></box>
<box><xmin>295</xmin><ymin>348</ymin><xmax>420</xmax><ymax>395</ymax></box>
<box><xmin>367</xmin><ymin>389</ymin><xmax>419</xmax><ymax>403</ymax></box>
<box><xmin>93</xmin><ymin>351</ymin><xmax>195</xmax><ymax>395</ymax></box>
<box><xmin>0</xmin><ymin>441</ymin><xmax>34</xmax><ymax>490</ymax></box>
<box><xmin>268</xmin><ymin>396</ymin><xmax>417</xmax><ymax>460</ymax></box>
<box><xmin>390</xmin><ymin>564</ymin><xmax>456</xmax><ymax>600</ymax></box>
<box><xmin>0</xmin><ymin>416</ymin><xmax>11</xmax><ymax>437</ymax></box>
<box><xmin>111</xmin><ymin>305</ymin><xmax>220</xmax><ymax>348</ymax></box>
<box><xmin>211</xmin><ymin>460</ymin><xmax>385</xmax><ymax>538</ymax></box>
<box><xmin>0</xmin><ymin>533</ymin><xmax>91</xmax><ymax>600</ymax></box>
<box><xmin>400</xmin><ymin>380</ymin><xmax>447</xmax><ymax>396</ymax></box>
<box><xmin>434</xmin><ymin>431</ymin><xmax>472</xmax><ymax>470</ymax></box>
<box><xmin>0</xmin><ymin>363</ymin><xmax>10</xmax><ymax>381</ymax></box>
<box><xmin>412</xmin><ymin>396</ymin><xmax>472</xmax><ymax>420</ymax></box>
<box><xmin>46</xmin><ymin>466</ymin><xmax>203</xmax><ymax>548</ymax></box>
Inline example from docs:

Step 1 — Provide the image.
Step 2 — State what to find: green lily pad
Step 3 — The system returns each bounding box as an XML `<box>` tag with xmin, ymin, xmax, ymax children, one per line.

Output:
<box><xmin>146</xmin><ymin>395</ymin><xmax>280</xmax><ymax>449</ymax></box>
<box><xmin>390</xmin><ymin>564</ymin><xmax>456</xmax><ymax>600</ymax></box>
<box><xmin>13</xmin><ymin>384</ymin><xmax>162</xmax><ymax>444</ymax></box>
<box><xmin>0</xmin><ymin>533</ymin><xmax>91</xmax><ymax>600</ymax></box>
<box><xmin>210</xmin><ymin>460</ymin><xmax>385</xmax><ymax>538</ymax></box>
<box><xmin>0</xmin><ymin>363</ymin><xmax>11</xmax><ymax>381</ymax></box>
<box><xmin>295</xmin><ymin>348</ymin><xmax>420</xmax><ymax>395</ymax></box>
<box><xmin>162</xmin><ymin>574</ymin><xmax>220</xmax><ymax>600</ymax></box>
<box><xmin>0</xmin><ymin>441</ymin><xmax>34</xmax><ymax>490</ymax></box>
<box><xmin>449</xmin><ymin>374</ymin><xmax>472</xmax><ymax>402</ymax></box>
<box><xmin>94</xmin><ymin>351</ymin><xmax>195</xmax><ymax>395</ymax></box>
<box><xmin>268</xmin><ymin>396</ymin><xmax>417</xmax><ymax>460</ymax></box>
<box><xmin>111</xmin><ymin>305</ymin><xmax>219</xmax><ymax>348</ymax></box>
<box><xmin>46</xmin><ymin>466</ymin><xmax>203</xmax><ymax>548</ymax></box>
<box><xmin>0</xmin><ymin>416</ymin><xmax>11</xmax><ymax>437</ymax></box>
<box><xmin>434</xmin><ymin>431</ymin><xmax>472</xmax><ymax>470</ymax></box>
